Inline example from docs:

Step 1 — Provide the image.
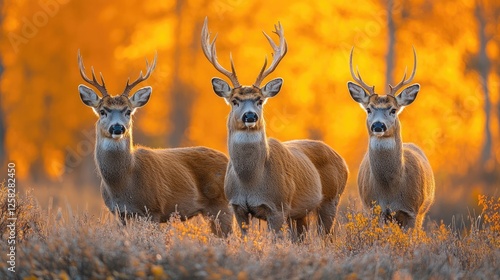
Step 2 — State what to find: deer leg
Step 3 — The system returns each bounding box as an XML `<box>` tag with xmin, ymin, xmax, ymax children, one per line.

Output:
<box><xmin>317</xmin><ymin>198</ymin><xmax>339</xmax><ymax>235</ymax></box>
<box><xmin>267</xmin><ymin>213</ymin><xmax>285</xmax><ymax>236</ymax></box>
<box><xmin>382</xmin><ymin>207</ymin><xmax>394</xmax><ymax>225</ymax></box>
<box><xmin>232</xmin><ymin>204</ymin><xmax>250</xmax><ymax>235</ymax></box>
<box><xmin>249</xmin><ymin>204</ymin><xmax>285</xmax><ymax>234</ymax></box>
<box><xmin>394</xmin><ymin>210</ymin><xmax>415</xmax><ymax>229</ymax></box>
<box><xmin>204</xmin><ymin>204</ymin><xmax>233</xmax><ymax>237</ymax></box>
<box><xmin>295</xmin><ymin>217</ymin><xmax>308</xmax><ymax>241</ymax></box>
<box><xmin>415</xmin><ymin>214</ymin><xmax>424</xmax><ymax>230</ymax></box>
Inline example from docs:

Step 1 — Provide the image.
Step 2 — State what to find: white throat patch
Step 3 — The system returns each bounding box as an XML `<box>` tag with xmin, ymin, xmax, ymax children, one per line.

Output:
<box><xmin>370</xmin><ymin>137</ymin><xmax>396</xmax><ymax>150</ymax></box>
<box><xmin>100</xmin><ymin>137</ymin><xmax>127</xmax><ymax>151</ymax></box>
<box><xmin>231</xmin><ymin>131</ymin><xmax>263</xmax><ymax>144</ymax></box>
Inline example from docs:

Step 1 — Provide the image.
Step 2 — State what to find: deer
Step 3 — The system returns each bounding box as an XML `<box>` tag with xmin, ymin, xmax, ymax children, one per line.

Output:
<box><xmin>77</xmin><ymin>51</ymin><xmax>232</xmax><ymax>236</ymax></box>
<box><xmin>201</xmin><ymin>18</ymin><xmax>348</xmax><ymax>239</ymax></box>
<box><xmin>347</xmin><ymin>47</ymin><xmax>435</xmax><ymax>229</ymax></box>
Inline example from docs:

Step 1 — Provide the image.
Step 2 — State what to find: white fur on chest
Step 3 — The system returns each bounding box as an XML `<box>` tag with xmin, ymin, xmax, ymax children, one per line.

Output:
<box><xmin>230</xmin><ymin>131</ymin><xmax>263</xmax><ymax>144</ymax></box>
<box><xmin>370</xmin><ymin>137</ymin><xmax>396</xmax><ymax>150</ymax></box>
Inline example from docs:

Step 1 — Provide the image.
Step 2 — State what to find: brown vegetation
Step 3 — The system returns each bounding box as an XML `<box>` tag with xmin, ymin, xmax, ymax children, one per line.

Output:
<box><xmin>1</xmin><ymin>186</ymin><xmax>499</xmax><ymax>279</ymax></box>
<box><xmin>1</xmin><ymin>2</ymin><xmax>499</xmax><ymax>224</ymax></box>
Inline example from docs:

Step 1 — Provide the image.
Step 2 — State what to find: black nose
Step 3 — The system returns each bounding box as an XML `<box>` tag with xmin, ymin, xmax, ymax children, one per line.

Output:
<box><xmin>109</xmin><ymin>124</ymin><xmax>125</xmax><ymax>135</ymax></box>
<box><xmin>371</xmin><ymin>122</ymin><xmax>387</xmax><ymax>133</ymax></box>
<box><xmin>242</xmin><ymin>112</ymin><xmax>258</xmax><ymax>123</ymax></box>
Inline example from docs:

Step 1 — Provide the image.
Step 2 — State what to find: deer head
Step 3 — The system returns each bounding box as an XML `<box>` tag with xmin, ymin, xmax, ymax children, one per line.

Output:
<box><xmin>78</xmin><ymin>51</ymin><xmax>157</xmax><ymax>140</ymax></box>
<box><xmin>347</xmin><ymin>47</ymin><xmax>419</xmax><ymax>138</ymax></box>
<box><xmin>201</xmin><ymin>18</ymin><xmax>287</xmax><ymax>131</ymax></box>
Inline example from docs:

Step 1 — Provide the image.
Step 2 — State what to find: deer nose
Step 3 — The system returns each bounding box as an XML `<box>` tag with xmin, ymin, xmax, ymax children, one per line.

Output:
<box><xmin>371</xmin><ymin>122</ymin><xmax>387</xmax><ymax>133</ymax></box>
<box><xmin>242</xmin><ymin>112</ymin><xmax>258</xmax><ymax>123</ymax></box>
<box><xmin>109</xmin><ymin>124</ymin><xmax>125</xmax><ymax>135</ymax></box>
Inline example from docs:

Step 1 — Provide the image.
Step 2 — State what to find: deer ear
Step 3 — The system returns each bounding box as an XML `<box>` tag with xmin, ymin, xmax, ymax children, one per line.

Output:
<box><xmin>262</xmin><ymin>78</ymin><xmax>283</xmax><ymax>98</ymax></box>
<box><xmin>347</xmin><ymin>82</ymin><xmax>369</xmax><ymax>105</ymax></box>
<box><xmin>396</xmin><ymin>84</ymin><xmax>419</xmax><ymax>106</ymax></box>
<box><xmin>212</xmin><ymin>78</ymin><xmax>232</xmax><ymax>98</ymax></box>
<box><xmin>130</xmin><ymin>86</ymin><xmax>152</xmax><ymax>108</ymax></box>
<box><xmin>79</xmin><ymin>84</ymin><xmax>101</xmax><ymax>108</ymax></box>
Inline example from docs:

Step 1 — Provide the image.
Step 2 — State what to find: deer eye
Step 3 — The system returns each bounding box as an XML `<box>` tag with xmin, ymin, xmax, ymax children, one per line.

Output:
<box><xmin>231</xmin><ymin>100</ymin><xmax>239</xmax><ymax>106</ymax></box>
<box><xmin>99</xmin><ymin>110</ymin><xmax>107</xmax><ymax>117</ymax></box>
<box><xmin>366</xmin><ymin>108</ymin><xmax>372</xmax><ymax>114</ymax></box>
<box><xmin>125</xmin><ymin>110</ymin><xmax>132</xmax><ymax>117</ymax></box>
<box><xmin>257</xmin><ymin>99</ymin><xmax>263</xmax><ymax>106</ymax></box>
<box><xmin>390</xmin><ymin>108</ymin><xmax>397</xmax><ymax>115</ymax></box>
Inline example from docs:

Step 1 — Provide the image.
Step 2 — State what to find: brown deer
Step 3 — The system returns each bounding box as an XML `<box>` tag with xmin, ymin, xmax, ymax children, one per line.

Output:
<box><xmin>347</xmin><ymin>48</ymin><xmax>435</xmax><ymax>229</ymax></box>
<box><xmin>77</xmin><ymin>51</ymin><xmax>232</xmax><ymax>236</ymax></box>
<box><xmin>201</xmin><ymin>19</ymin><xmax>348</xmax><ymax>238</ymax></box>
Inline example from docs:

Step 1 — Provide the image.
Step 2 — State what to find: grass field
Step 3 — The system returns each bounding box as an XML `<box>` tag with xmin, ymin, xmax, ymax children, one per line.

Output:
<box><xmin>1</xmin><ymin>185</ymin><xmax>499</xmax><ymax>279</ymax></box>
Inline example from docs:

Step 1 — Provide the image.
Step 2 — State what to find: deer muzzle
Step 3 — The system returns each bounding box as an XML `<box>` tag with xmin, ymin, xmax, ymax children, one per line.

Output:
<box><xmin>371</xmin><ymin>121</ymin><xmax>387</xmax><ymax>135</ymax></box>
<box><xmin>242</xmin><ymin>112</ymin><xmax>258</xmax><ymax>128</ymax></box>
<box><xmin>109</xmin><ymin>124</ymin><xmax>126</xmax><ymax>138</ymax></box>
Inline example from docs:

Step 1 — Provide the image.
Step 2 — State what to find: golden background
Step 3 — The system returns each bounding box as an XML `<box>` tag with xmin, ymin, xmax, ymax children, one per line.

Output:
<box><xmin>1</xmin><ymin>0</ymin><xmax>499</xmax><ymax>224</ymax></box>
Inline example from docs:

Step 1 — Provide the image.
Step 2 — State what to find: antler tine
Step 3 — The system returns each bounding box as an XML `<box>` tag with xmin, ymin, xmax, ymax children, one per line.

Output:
<box><xmin>201</xmin><ymin>17</ymin><xmax>241</xmax><ymax>88</ymax></box>
<box><xmin>78</xmin><ymin>50</ymin><xmax>109</xmax><ymax>97</ymax></box>
<box><xmin>122</xmin><ymin>52</ymin><xmax>157</xmax><ymax>97</ymax></box>
<box><xmin>349</xmin><ymin>47</ymin><xmax>375</xmax><ymax>96</ymax></box>
<box><xmin>388</xmin><ymin>47</ymin><xmax>417</xmax><ymax>96</ymax></box>
<box><xmin>253</xmin><ymin>21</ymin><xmax>288</xmax><ymax>87</ymax></box>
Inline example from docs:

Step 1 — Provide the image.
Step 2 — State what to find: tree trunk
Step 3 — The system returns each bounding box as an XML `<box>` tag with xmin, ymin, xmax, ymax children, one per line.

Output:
<box><xmin>475</xmin><ymin>1</ymin><xmax>492</xmax><ymax>166</ymax></box>
<box><xmin>168</xmin><ymin>0</ymin><xmax>193</xmax><ymax>147</ymax></box>
<box><xmin>385</xmin><ymin>0</ymin><xmax>396</xmax><ymax>91</ymax></box>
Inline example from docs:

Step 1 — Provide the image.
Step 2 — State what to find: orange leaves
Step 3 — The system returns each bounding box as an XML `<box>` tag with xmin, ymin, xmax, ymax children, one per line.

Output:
<box><xmin>0</xmin><ymin>0</ymin><xmax>497</xmax><ymax>195</ymax></box>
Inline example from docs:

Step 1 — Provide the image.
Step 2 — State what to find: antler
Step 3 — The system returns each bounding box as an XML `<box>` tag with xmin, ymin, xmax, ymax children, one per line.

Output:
<box><xmin>201</xmin><ymin>17</ymin><xmax>241</xmax><ymax>88</ymax></box>
<box><xmin>388</xmin><ymin>47</ymin><xmax>417</xmax><ymax>96</ymax></box>
<box><xmin>253</xmin><ymin>22</ymin><xmax>288</xmax><ymax>87</ymax></box>
<box><xmin>122</xmin><ymin>52</ymin><xmax>157</xmax><ymax>97</ymax></box>
<box><xmin>349</xmin><ymin>47</ymin><xmax>375</xmax><ymax>96</ymax></box>
<box><xmin>78</xmin><ymin>50</ymin><xmax>109</xmax><ymax>97</ymax></box>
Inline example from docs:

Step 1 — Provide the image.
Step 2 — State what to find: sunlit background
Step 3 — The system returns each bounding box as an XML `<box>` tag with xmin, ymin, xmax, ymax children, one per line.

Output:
<box><xmin>0</xmin><ymin>0</ymin><xmax>499</xmax><ymax>225</ymax></box>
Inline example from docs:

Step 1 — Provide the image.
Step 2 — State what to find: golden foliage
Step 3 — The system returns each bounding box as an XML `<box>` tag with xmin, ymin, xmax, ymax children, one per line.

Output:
<box><xmin>0</xmin><ymin>0</ymin><xmax>499</xmax><ymax>184</ymax></box>
<box><xmin>478</xmin><ymin>195</ymin><xmax>500</xmax><ymax>247</ymax></box>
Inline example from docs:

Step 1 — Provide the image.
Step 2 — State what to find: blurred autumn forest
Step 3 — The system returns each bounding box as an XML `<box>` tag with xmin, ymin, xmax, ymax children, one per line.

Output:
<box><xmin>0</xmin><ymin>0</ymin><xmax>499</xmax><ymax>223</ymax></box>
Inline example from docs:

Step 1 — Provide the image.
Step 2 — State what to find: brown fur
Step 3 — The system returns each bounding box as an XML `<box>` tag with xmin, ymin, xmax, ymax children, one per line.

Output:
<box><xmin>223</xmin><ymin>87</ymin><xmax>348</xmax><ymax>238</ymax></box>
<box><xmin>86</xmin><ymin>95</ymin><xmax>232</xmax><ymax>236</ymax></box>
<box><xmin>203</xmin><ymin>20</ymin><xmax>347</xmax><ymax>237</ymax></box>
<box><xmin>354</xmin><ymin>94</ymin><xmax>435</xmax><ymax>229</ymax></box>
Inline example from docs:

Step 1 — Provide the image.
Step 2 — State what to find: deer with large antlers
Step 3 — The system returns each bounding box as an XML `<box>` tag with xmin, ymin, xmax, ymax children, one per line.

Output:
<box><xmin>77</xmin><ymin>51</ymin><xmax>232</xmax><ymax>235</ymax></box>
<box><xmin>202</xmin><ymin>19</ymin><xmax>348</xmax><ymax>238</ymax></box>
<box><xmin>347</xmin><ymin>48</ymin><xmax>435</xmax><ymax>229</ymax></box>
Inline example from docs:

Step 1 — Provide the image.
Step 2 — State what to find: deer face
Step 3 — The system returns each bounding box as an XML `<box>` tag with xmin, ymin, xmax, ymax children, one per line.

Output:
<box><xmin>79</xmin><ymin>85</ymin><xmax>151</xmax><ymax>140</ymax></box>
<box><xmin>347</xmin><ymin>47</ymin><xmax>420</xmax><ymax>138</ymax></box>
<box><xmin>348</xmin><ymin>82</ymin><xmax>420</xmax><ymax>137</ymax></box>
<box><xmin>77</xmin><ymin>51</ymin><xmax>156</xmax><ymax>140</ymax></box>
<box><xmin>202</xmin><ymin>18</ymin><xmax>287</xmax><ymax>132</ymax></box>
<box><xmin>211</xmin><ymin>78</ymin><xmax>283</xmax><ymax>131</ymax></box>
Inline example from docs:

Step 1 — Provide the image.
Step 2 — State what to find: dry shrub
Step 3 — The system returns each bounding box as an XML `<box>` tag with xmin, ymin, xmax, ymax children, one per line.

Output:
<box><xmin>342</xmin><ymin>205</ymin><xmax>428</xmax><ymax>256</ymax></box>
<box><xmin>478</xmin><ymin>195</ymin><xmax>500</xmax><ymax>247</ymax></box>
<box><xmin>0</xmin><ymin>187</ymin><xmax>499</xmax><ymax>279</ymax></box>
<box><xmin>0</xmin><ymin>183</ymin><xmax>43</xmax><ymax>241</ymax></box>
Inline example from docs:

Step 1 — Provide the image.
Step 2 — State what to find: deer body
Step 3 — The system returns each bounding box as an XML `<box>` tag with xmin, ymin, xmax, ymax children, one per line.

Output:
<box><xmin>96</xmin><ymin>136</ymin><xmax>228</xmax><ymax>223</ymax></box>
<box><xmin>358</xmin><ymin>124</ymin><xmax>434</xmax><ymax>228</ymax></box>
<box><xmin>226</xmin><ymin>132</ymin><xmax>347</xmax><ymax>234</ymax></box>
<box><xmin>348</xmin><ymin>48</ymin><xmax>435</xmax><ymax>229</ymax></box>
<box><xmin>202</xmin><ymin>19</ymin><xmax>348</xmax><ymax>236</ymax></box>
<box><xmin>78</xmin><ymin>52</ymin><xmax>232</xmax><ymax>235</ymax></box>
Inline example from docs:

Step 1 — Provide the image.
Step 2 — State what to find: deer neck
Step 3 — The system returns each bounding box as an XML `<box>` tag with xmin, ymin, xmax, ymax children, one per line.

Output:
<box><xmin>95</xmin><ymin>128</ymin><xmax>134</xmax><ymax>188</ymax></box>
<box><xmin>368</xmin><ymin>120</ymin><xmax>404</xmax><ymax>185</ymax></box>
<box><xmin>228</xmin><ymin>125</ymin><xmax>268</xmax><ymax>183</ymax></box>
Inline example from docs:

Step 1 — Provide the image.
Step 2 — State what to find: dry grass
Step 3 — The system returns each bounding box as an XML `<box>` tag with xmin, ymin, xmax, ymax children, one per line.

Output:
<box><xmin>1</xmin><ymin>185</ymin><xmax>499</xmax><ymax>279</ymax></box>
